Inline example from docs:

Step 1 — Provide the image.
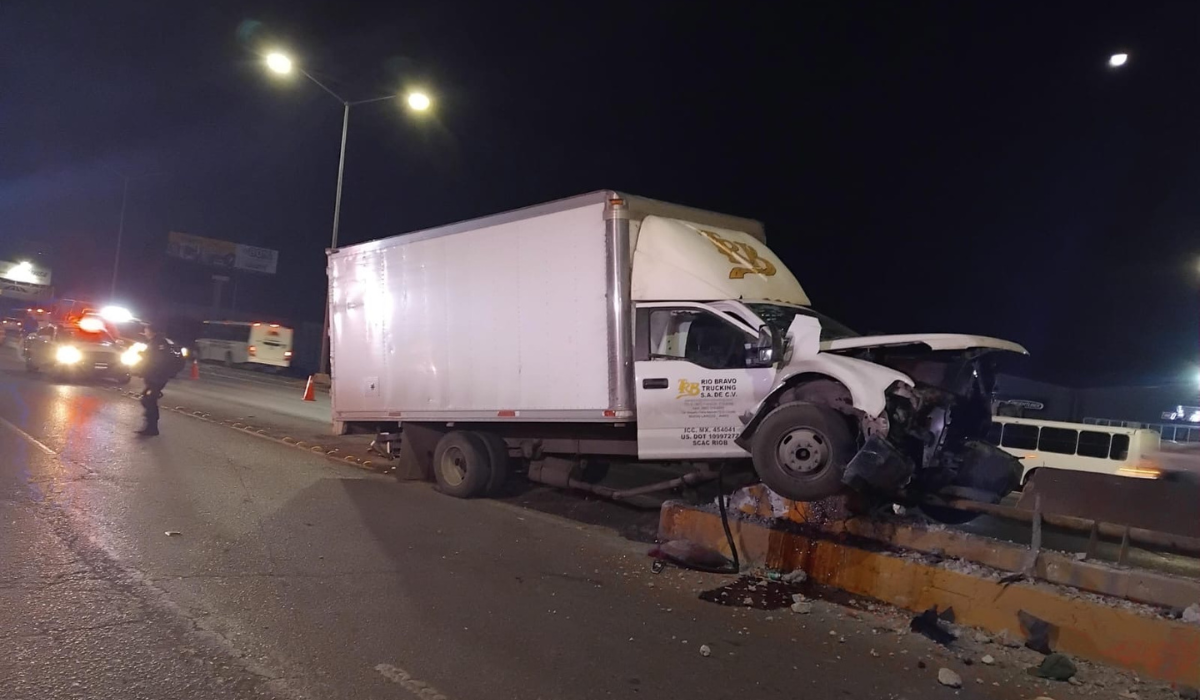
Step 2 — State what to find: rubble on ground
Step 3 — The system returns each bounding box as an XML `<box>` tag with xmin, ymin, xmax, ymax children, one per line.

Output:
<box><xmin>937</xmin><ymin>668</ymin><xmax>962</xmax><ymax>688</ymax></box>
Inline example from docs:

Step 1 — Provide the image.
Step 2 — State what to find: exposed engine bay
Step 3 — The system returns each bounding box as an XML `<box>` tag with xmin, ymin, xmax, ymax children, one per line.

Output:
<box><xmin>837</xmin><ymin>345</ymin><xmax>1023</xmax><ymax>508</ymax></box>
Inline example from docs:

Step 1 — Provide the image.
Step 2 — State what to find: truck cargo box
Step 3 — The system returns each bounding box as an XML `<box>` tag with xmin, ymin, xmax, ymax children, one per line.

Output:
<box><xmin>328</xmin><ymin>191</ymin><xmax>774</xmax><ymax>425</ymax></box>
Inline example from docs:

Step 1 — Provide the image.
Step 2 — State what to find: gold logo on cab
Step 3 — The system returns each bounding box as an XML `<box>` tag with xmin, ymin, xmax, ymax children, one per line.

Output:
<box><xmin>676</xmin><ymin>379</ymin><xmax>700</xmax><ymax>399</ymax></box>
<box><xmin>700</xmin><ymin>230</ymin><xmax>777</xmax><ymax>280</ymax></box>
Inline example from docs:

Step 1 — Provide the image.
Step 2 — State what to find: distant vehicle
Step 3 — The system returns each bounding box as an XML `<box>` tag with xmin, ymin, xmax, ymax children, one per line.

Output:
<box><xmin>327</xmin><ymin>190</ymin><xmax>1028</xmax><ymax>517</ymax></box>
<box><xmin>193</xmin><ymin>321</ymin><xmax>293</xmax><ymax>369</ymax></box>
<box><xmin>21</xmin><ymin>313</ymin><xmax>140</xmax><ymax>384</ymax></box>
<box><xmin>1</xmin><ymin>317</ymin><xmax>22</xmax><ymax>343</ymax></box>
<box><xmin>986</xmin><ymin>416</ymin><xmax>1163</xmax><ymax>483</ymax></box>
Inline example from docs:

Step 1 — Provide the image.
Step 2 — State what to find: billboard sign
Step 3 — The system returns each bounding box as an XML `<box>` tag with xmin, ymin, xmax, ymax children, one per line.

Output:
<box><xmin>0</xmin><ymin>280</ymin><xmax>52</xmax><ymax>301</ymax></box>
<box><xmin>167</xmin><ymin>232</ymin><xmax>278</xmax><ymax>275</ymax></box>
<box><xmin>235</xmin><ymin>244</ymin><xmax>279</xmax><ymax>274</ymax></box>
<box><xmin>0</xmin><ymin>259</ymin><xmax>51</xmax><ymax>286</ymax></box>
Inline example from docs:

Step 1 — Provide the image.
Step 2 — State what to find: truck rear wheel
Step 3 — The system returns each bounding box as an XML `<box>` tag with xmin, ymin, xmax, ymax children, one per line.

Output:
<box><xmin>751</xmin><ymin>401</ymin><xmax>855</xmax><ymax>501</ymax></box>
<box><xmin>432</xmin><ymin>431</ymin><xmax>492</xmax><ymax>498</ymax></box>
<box><xmin>476</xmin><ymin>432</ymin><xmax>511</xmax><ymax>496</ymax></box>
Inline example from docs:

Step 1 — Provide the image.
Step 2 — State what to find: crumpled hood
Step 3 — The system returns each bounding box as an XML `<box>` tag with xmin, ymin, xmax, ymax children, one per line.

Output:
<box><xmin>822</xmin><ymin>333</ymin><xmax>1028</xmax><ymax>355</ymax></box>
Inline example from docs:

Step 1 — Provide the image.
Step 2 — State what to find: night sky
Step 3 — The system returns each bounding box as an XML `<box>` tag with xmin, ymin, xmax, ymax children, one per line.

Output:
<box><xmin>2</xmin><ymin>1</ymin><xmax>1198</xmax><ymax>386</ymax></box>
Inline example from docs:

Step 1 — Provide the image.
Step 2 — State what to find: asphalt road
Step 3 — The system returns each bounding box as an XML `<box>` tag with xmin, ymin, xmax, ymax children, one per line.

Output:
<box><xmin>0</xmin><ymin>350</ymin><xmax>1126</xmax><ymax>699</ymax></box>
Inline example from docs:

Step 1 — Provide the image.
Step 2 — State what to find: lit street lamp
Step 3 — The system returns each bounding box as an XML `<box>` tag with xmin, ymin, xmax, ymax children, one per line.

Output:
<box><xmin>263</xmin><ymin>50</ymin><xmax>432</xmax><ymax>380</ymax></box>
<box><xmin>1109</xmin><ymin>53</ymin><xmax>1129</xmax><ymax>68</ymax></box>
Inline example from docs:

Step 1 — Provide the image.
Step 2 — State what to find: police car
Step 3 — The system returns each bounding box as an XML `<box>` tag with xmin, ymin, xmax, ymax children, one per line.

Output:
<box><xmin>22</xmin><ymin>313</ymin><xmax>141</xmax><ymax>384</ymax></box>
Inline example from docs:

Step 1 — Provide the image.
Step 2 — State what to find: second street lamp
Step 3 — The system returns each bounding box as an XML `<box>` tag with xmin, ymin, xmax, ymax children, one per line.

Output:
<box><xmin>263</xmin><ymin>50</ymin><xmax>432</xmax><ymax>380</ymax></box>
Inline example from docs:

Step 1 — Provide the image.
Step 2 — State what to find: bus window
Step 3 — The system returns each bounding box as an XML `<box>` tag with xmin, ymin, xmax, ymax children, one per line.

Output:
<box><xmin>1076</xmin><ymin>430</ymin><xmax>1112</xmax><ymax>458</ymax></box>
<box><xmin>985</xmin><ymin>421</ymin><xmax>1002</xmax><ymax>446</ymax></box>
<box><xmin>1110</xmin><ymin>434</ymin><xmax>1130</xmax><ymax>460</ymax></box>
<box><xmin>1037</xmin><ymin>427</ymin><xmax>1078</xmax><ymax>455</ymax></box>
<box><xmin>1001</xmin><ymin>423</ymin><xmax>1039</xmax><ymax>450</ymax></box>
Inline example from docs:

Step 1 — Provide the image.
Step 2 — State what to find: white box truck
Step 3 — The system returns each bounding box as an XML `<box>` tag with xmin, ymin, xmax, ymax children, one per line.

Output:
<box><xmin>328</xmin><ymin>191</ymin><xmax>1027</xmax><ymax>519</ymax></box>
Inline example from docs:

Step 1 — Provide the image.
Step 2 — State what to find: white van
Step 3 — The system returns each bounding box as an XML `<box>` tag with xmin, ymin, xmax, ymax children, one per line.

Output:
<box><xmin>194</xmin><ymin>321</ymin><xmax>293</xmax><ymax>369</ymax></box>
<box><xmin>987</xmin><ymin>416</ymin><xmax>1162</xmax><ymax>483</ymax></box>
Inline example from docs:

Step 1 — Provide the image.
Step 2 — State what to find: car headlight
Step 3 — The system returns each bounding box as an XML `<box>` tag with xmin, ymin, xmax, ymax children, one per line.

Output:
<box><xmin>120</xmin><ymin>348</ymin><xmax>142</xmax><ymax>367</ymax></box>
<box><xmin>180</xmin><ymin>346</ymin><xmax>189</xmax><ymax>358</ymax></box>
<box><xmin>56</xmin><ymin>346</ymin><xmax>83</xmax><ymax>365</ymax></box>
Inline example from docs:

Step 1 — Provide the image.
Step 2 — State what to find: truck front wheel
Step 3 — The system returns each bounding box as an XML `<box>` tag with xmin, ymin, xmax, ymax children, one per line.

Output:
<box><xmin>432</xmin><ymin>431</ymin><xmax>492</xmax><ymax>498</ymax></box>
<box><xmin>751</xmin><ymin>402</ymin><xmax>855</xmax><ymax>501</ymax></box>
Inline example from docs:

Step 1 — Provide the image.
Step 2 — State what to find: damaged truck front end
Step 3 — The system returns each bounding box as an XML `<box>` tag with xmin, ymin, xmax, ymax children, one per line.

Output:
<box><xmin>737</xmin><ymin>313</ymin><xmax>1027</xmax><ymax>519</ymax></box>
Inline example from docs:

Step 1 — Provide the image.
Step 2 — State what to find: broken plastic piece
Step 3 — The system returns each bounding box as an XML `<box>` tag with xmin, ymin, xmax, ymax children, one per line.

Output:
<box><xmin>1018</xmin><ymin>609</ymin><xmax>1058</xmax><ymax>654</ymax></box>
<box><xmin>910</xmin><ymin>606</ymin><xmax>956</xmax><ymax>645</ymax></box>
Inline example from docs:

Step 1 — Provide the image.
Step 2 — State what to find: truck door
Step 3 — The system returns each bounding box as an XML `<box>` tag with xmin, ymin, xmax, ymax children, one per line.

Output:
<box><xmin>634</xmin><ymin>305</ymin><xmax>775</xmax><ymax>459</ymax></box>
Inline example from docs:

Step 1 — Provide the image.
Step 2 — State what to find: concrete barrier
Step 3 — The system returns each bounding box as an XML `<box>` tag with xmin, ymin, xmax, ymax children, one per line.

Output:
<box><xmin>659</xmin><ymin>499</ymin><xmax>1200</xmax><ymax>686</ymax></box>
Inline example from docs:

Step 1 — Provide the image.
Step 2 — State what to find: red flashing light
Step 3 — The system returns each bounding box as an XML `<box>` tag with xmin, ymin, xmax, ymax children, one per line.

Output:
<box><xmin>283</xmin><ymin>350</ymin><xmax>293</xmax><ymax>358</ymax></box>
<box><xmin>78</xmin><ymin>316</ymin><xmax>106</xmax><ymax>333</ymax></box>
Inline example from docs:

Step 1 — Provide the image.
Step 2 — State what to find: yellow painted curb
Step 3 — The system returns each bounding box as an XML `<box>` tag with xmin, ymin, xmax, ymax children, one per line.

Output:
<box><xmin>659</xmin><ymin>502</ymin><xmax>1200</xmax><ymax>686</ymax></box>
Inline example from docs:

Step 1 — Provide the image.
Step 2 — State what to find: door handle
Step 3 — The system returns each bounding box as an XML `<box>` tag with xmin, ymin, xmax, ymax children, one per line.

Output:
<box><xmin>642</xmin><ymin>378</ymin><xmax>669</xmax><ymax>390</ymax></box>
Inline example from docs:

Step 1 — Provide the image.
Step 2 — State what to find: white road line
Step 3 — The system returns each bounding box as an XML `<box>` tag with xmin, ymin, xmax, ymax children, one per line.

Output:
<box><xmin>374</xmin><ymin>663</ymin><xmax>451</xmax><ymax>700</ymax></box>
<box><xmin>0</xmin><ymin>416</ymin><xmax>56</xmax><ymax>455</ymax></box>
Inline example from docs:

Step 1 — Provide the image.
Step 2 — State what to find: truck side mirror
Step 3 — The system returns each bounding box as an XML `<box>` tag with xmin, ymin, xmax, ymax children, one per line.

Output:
<box><xmin>745</xmin><ymin>325</ymin><xmax>779</xmax><ymax>368</ymax></box>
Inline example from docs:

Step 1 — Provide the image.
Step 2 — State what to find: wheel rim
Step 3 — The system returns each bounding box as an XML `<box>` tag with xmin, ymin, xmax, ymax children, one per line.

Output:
<box><xmin>776</xmin><ymin>428</ymin><xmax>830</xmax><ymax>475</ymax></box>
<box><xmin>439</xmin><ymin>445</ymin><xmax>468</xmax><ymax>487</ymax></box>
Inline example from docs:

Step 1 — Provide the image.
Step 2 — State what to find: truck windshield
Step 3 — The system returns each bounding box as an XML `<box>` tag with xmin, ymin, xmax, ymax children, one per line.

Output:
<box><xmin>746</xmin><ymin>304</ymin><xmax>859</xmax><ymax>342</ymax></box>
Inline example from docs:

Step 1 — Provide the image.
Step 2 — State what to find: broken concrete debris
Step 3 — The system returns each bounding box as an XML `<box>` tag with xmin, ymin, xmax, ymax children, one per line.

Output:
<box><xmin>937</xmin><ymin>668</ymin><xmax>962</xmax><ymax>688</ymax></box>
<box><xmin>1182</xmin><ymin>603</ymin><xmax>1200</xmax><ymax>625</ymax></box>
<box><xmin>1030</xmin><ymin>653</ymin><xmax>1077</xmax><ymax>681</ymax></box>
<box><xmin>981</xmin><ymin>654</ymin><xmax>995</xmax><ymax>665</ymax></box>
<box><xmin>995</xmin><ymin>629</ymin><xmax>1024</xmax><ymax>648</ymax></box>
<box><xmin>781</xmin><ymin>569</ymin><xmax>807</xmax><ymax>584</ymax></box>
<box><xmin>699</xmin><ymin>644</ymin><xmax>712</xmax><ymax>658</ymax></box>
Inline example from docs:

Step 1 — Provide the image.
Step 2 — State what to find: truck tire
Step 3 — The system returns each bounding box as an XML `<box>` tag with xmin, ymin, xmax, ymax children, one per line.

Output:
<box><xmin>432</xmin><ymin>431</ymin><xmax>492</xmax><ymax>498</ymax></box>
<box><xmin>476</xmin><ymin>432</ymin><xmax>511</xmax><ymax>496</ymax></box>
<box><xmin>751</xmin><ymin>401</ymin><xmax>855</xmax><ymax>501</ymax></box>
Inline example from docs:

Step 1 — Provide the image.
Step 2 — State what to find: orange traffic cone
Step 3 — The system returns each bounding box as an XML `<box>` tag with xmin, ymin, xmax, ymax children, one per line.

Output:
<box><xmin>302</xmin><ymin>375</ymin><xmax>316</xmax><ymax>402</ymax></box>
<box><xmin>190</xmin><ymin>359</ymin><xmax>200</xmax><ymax>380</ymax></box>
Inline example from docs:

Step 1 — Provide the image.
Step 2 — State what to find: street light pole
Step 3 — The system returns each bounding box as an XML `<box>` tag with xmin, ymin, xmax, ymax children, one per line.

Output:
<box><xmin>111</xmin><ymin>176</ymin><xmax>130</xmax><ymax>298</ymax></box>
<box><xmin>262</xmin><ymin>51</ymin><xmax>431</xmax><ymax>382</ymax></box>
<box><xmin>317</xmin><ymin>101</ymin><xmax>351</xmax><ymax>379</ymax></box>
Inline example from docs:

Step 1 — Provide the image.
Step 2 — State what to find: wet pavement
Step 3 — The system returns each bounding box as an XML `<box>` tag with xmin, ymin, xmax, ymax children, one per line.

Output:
<box><xmin>0</xmin><ymin>349</ymin><xmax>1184</xmax><ymax>699</ymax></box>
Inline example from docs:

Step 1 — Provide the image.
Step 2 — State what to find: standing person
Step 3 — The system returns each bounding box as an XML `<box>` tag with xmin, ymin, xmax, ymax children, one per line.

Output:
<box><xmin>137</xmin><ymin>324</ymin><xmax>179</xmax><ymax>437</ymax></box>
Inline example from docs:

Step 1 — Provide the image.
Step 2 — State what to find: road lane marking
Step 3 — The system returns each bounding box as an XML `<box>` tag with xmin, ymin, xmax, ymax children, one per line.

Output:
<box><xmin>374</xmin><ymin>663</ymin><xmax>450</xmax><ymax>700</ymax></box>
<box><xmin>0</xmin><ymin>416</ymin><xmax>56</xmax><ymax>455</ymax></box>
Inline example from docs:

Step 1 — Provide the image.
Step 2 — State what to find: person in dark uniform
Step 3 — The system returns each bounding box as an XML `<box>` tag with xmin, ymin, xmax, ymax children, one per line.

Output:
<box><xmin>137</xmin><ymin>324</ymin><xmax>179</xmax><ymax>437</ymax></box>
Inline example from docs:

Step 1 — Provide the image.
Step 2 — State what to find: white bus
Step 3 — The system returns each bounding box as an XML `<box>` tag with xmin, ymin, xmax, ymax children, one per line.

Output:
<box><xmin>194</xmin><ymin>321</ymin><xmax>293</xmax><ymax>369</ymax></box>
<box><xmin>986</xmin><ymin>416</ymin><xmax>1162</xmax><ymax>483</ymax></box>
